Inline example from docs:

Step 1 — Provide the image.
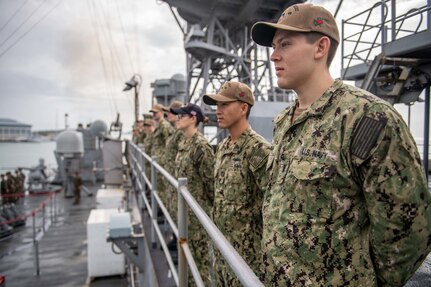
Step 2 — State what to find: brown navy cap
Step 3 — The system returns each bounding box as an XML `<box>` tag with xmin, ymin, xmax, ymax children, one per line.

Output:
<box><xmin>149</xmin><ymin>103</ymin><xmax>165</xmax><ymax>113</ymax></box>
<box><xmin>143</xmin><ymin>119</ymin><xmax>154</xmax><ymax>126</ymax></box>
<box><xmin>162</xmin><ymin>100</ymin><xmax>183</xmax><ymax>112</ymax></box>
<box><xmin>203</xmin><ymin>81</ymin><xmax>255</xmax><ymax>106</ymax></box>
<box><xmin>252</xmin><ymin>3</ymin><xmax>340</xmax><ymax>47</ymax></box>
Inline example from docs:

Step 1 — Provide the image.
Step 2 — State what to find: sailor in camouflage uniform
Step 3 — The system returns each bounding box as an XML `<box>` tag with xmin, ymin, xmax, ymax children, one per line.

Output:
<box><xmin>203</xmin><ymin>81</ymin><xmax>271</xmax><ymax>286</ymax></box>
<box><xmin>171</xmin><ymin>103</ymin><xmax>214</xmax><ymax>284</ymax></box>
<box><xmin>142</xmin><ymin>119</ymin><xmax>155</xmax><ymax>180</ymax></box>
<box><xmin>252</xmin><ymin>3</ymin><xmax>431</xmax><ymax>286</ymax></box>
<box><xmin>161</xmin><ymin>100</ymin><xmax>185</xmax><ymax>221</ymax></box>
<box><xmin>149</xmin><ymin>103</ymin><xmax>174</xmax><ymax>207</ymax></box>
<box><xmin>132</xmin><ymin>120</ymin><xmax>145</xmax><ymax>144</ymax></box>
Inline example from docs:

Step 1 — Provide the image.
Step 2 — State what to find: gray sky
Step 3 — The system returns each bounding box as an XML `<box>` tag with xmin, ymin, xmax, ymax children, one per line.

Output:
<box><xmin>0</xmin><ymin>0</ymin><xmax>427</xmax><ymax>141</ymax></box>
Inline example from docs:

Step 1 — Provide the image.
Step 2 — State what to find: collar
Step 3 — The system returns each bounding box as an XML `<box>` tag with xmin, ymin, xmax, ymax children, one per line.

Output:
<box><xmin>220</xmin><ymin>127</ymin><xmax>253</xmax><ymax>155</ymax></box>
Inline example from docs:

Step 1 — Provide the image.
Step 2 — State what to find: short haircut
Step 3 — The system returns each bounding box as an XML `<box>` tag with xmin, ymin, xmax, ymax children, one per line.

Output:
<box><xmin>304</xmin><ymin>32</ymin><xmax>338</xmax><ymax>67</ymax></box>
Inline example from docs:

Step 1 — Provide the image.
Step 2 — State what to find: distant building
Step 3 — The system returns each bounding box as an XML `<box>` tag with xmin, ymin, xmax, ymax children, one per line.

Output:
<box><xmin>0</xmin><ymin>118</ymin><xmax>32</xmax><ymax>141</ymax></box>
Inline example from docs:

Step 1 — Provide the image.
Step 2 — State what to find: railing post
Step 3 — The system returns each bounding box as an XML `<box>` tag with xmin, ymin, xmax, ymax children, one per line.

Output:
<box><xmin>178</xmin><ymin>178</ymin><xmax>188</xmax><ymax>287</ymax></box>
<box><xmin>151</xmin><ymin>156</ymin><xmax>158</xmax><ymax>248</ymax></box>
<box><xmin>32</xmin><ymin>212</ymin><xmax>40</xmax><ymax>276</ymax></box>
<box><xmin>50</xmin><ymin>193</ymin><xmax>53</xmax><ymax>223</ymax></box>
<box><xmin>42</xmin><ymin>204</ymin><xmax>46</xmax><ymax>232</ymax></box>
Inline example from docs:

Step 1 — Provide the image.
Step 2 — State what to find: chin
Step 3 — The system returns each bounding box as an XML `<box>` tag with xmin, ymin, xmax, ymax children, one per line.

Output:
<box><xmin>277</xmin><ymin>78</ymin><xmax>293</xmax><ymax>90</ymax></box>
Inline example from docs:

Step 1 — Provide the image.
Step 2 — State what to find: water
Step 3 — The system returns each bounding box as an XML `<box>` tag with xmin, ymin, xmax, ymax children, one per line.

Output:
<box><xmin>0</xmin><ymin>141</ymin><xmax>56</xmax><ymax>173</ymax></box>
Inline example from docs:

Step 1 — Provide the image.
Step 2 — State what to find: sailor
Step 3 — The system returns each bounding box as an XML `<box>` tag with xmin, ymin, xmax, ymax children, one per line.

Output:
<box><xmin>142</xmin><ymin>119</ymin><xmax>155</xmax><ymax>180</ymax></box>
<box><xmin>161</xmin><ymin>100</ymin><xmax>185</xmax><ymax>221</ymax></box>
<box><xmin>149</xmin><ymin>103</ymin><xmax>173</xmax><ymax>207</ymax></box>
<box><xmin>251</xmin><ymin>3</ymin><xmax>431</xmax><ymax>286</ymax></box>
<box><xmin>6</xmin><ymin>171</ymin><xmax>17</xmax><ymax>204</ymax></box>
<box><xmin>18</xmin><ymin>168</ymin><xmax>25</xmax><ymax>195</ymax></box>
<box><xmin>203</xmin><ymin>81</ymin><xmax>271</xmax><ymax>286</ymax></box>
<box><xmin>171</xmin><ymin>103</ymin><xmax>214</xmax><ymax>283</ymax></box>
<box><xmin>73</xmin><ymin>171</ymin><xmax>82</xmax><ymax>205</ymax></box>
<box><xmin>14</xmin><ymin>169</ymin><xmax>22</xmax><ymax>204</ymax></box>
<box><xmin>132</xmin><ymin>120</ymin><xmax>145</xmax><ymax>144</ymax></box>
<box><xmin>0</xmin><ymin>174</ymin><xmax>7</xmax><ymax>205</ymax></box>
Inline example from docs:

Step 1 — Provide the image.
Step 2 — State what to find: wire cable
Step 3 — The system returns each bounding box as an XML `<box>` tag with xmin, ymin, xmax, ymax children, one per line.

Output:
<box><xmin>0</xmin><ymin>0</ymin><xmax>31</xmax><ymax>34</ymax></box>
<box><xmin>0</xmin><ymin>0</ymin><xmax>63</xmax><ymax>59</ymax></box>
<box><xmin>0</xmin><ymin>0</ymin><xmax>48</xmax><ymax>50</ymax></box>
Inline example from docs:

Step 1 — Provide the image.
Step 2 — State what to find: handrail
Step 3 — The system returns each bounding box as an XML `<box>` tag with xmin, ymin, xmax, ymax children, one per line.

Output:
<box><xmin>341</xmin><ymin>0</ymin><xmax>430</xmax><ymax>78</ymax></box>
<box><xmin>128</xmin><ymin>141</ymin><xmax>264</xmax><ymax>286</ymax></box>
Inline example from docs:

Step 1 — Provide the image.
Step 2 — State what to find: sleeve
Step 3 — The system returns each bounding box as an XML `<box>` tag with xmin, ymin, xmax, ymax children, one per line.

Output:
<box><xmin>351</xmin><ymin>103</ymin><xmax>431</xmax><ymax>286</ymax></box>
<box><xmin>196</xmin><ymin>143</ymin><xmax>215</xmax><ymax>206</ymax></box>
<box><xmin>249</xmin><ymin>140</ymin><xmax>272</xmax><ymax>192</ymax></box>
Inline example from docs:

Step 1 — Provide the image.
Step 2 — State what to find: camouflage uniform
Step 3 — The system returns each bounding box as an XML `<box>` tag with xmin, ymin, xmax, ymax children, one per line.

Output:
<box><xmin>0</xmin><ymin>176</ymin><xmax>7</xmax><ymax>205</ymax></box>
<box><xmin>262</xmin><ymin>79</ymin><xmax>431</xmax><ymax>286</ymax></box>
<box><xmin>151</xmin><ymin>119</ymin><xmax>174</xmax><ymax>205</ymax></box>
<box><xmin>213</xmin><ymin>127</ymin><xmax>271</xmax><ymax>286</ymax></box>
<box><xmin>175</xmin><ymin>131</ymin><xmax>214</xmax><ymax>283</ymax></box>
<box><xmin>162</xmin><ymin>128</ymin><xmax>185</xmax><ymax>222</ymax></box>
<box><xmin>142</xmin><ymin>133</ymin><xmax>153</xmax><ymax>180</ymax></box>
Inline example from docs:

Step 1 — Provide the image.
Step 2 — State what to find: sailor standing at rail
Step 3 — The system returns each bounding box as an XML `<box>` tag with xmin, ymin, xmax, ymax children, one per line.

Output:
<box><xmin>0</xmin><ymin>174</ymin><xmax>7</xmax><ymax>205</ymax></box>
<box><xmin>171</xmin><ymin>103</ymin><xmax>214</xmax><ymax>284</ymax></box>
<box><xmin>142</xmin><ymin>119</ymin><xmax>155</xmax><ymax>182</ymax></box>
<box><xmin>251</xmin><ymin>3</ymin><xmax>431</xmax><ymax>286</ymax></box>
<box><xmin>203</xmin><ymin>81</ymin><xmax>271</xmax><ymax>286</ymax></box>
<box><xmin>149</xmin><ymin>103</ymin><xmax>174</xmax><ymax>209</ymax></box>
<box><xmin>161</xmin><ymin>100</ymin><xmax>185</xmax><ymax>223</ymax></box>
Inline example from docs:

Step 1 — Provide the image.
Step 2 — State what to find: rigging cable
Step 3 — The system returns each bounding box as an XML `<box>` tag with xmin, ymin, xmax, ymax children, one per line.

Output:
<box><xmin>115</xmin><ymin>0</ymin><xmax>136</xmax><ymax>75</ymax></box>
<box><xmin>91</xmin><ymin>0</ymin><xmax>134</xmax><ymax>115</ymax></box>
<box><xmin>86</xmin><ymin>0</ymin><xmax>117</xmax><ymax>117</ymax></box>
<box><xmin>0</xmin><ymin>0</ymin><xmax>63</xmax><ymax>59</ymax></box>
<box><xmin>0</xmin><ymin>0</ymin><xmax>48</xmax><ymax>50</ymax></box>
<box><xmin>0</xmin><ymin>0</ymin><xmax>31</xmax><ymax>34</ymax></box>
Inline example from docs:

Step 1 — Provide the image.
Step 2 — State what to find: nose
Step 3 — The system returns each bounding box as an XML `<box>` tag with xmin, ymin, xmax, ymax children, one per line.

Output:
<box><xmin>270</xmin><ymin>48</ymin><xmax>279</xmax><ymax>62</ymax></box>
<box><xmin>216</xmin><ymin>105</ymin><xmax>222</xmax><ymax>115</ymax></box>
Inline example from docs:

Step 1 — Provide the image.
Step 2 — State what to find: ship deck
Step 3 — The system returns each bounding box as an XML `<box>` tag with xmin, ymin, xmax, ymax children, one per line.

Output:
<box><xmin>0</xmin><ymin>183</ymin><xmax>127</xmax><ymax>287</ymax></box>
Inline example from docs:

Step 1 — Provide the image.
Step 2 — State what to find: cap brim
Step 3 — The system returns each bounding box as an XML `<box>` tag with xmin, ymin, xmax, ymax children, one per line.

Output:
<box><xmin>251</xmin><ymin>21</ymin><xmax>311</xmax><ymax>47</ymax></box>
<box><xmin>202</xmin><ymin>94</ymin><xmax>237</xmax><ymax>106</ymax></box>
<box><xmin>161</xmin><ymin>107</ymin><xmax>170</xmax><ymax>112</ymax></box>
<box><xmin>170</xmin><ymin>107</ymin><xmax>187</xmax><ymax>115</ymax></box>
<box><xmin>149</xmin><ymin>109</ymin><xmax>162</xmax><ymax>113</ymax></box>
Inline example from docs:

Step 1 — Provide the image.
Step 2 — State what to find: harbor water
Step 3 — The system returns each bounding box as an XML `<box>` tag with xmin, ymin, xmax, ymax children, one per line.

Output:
<box><xmin>0</xmin><ymin>141</ymin><xmax>57</xmax><ymax>174</ymax></box>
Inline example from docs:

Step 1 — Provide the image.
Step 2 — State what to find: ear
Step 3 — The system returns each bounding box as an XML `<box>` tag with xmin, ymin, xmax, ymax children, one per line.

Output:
<box><xmin>314</xmin><ymin>36</ymin><xmax>330</xmax><ymax>61</ymax></box>
<box><xmin>241</xmin><ymin>102</ymin><xmax>248</xmax><ymax>115</ymax></box>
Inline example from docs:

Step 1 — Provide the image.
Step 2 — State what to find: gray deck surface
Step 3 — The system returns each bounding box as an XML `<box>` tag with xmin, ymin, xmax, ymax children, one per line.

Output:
<box><xmin>0</xmin><ymin>184</ymin><xmax>127</xmax><ymax>287</ymax></box>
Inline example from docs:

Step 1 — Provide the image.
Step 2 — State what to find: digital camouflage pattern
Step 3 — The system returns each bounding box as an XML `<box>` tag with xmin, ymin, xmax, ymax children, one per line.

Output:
<box><xmin>262</xmin><ymin>79</ymin><xmax>431</xmax><ymax>287</ymax></box>
<box><xmin>162</xmin><ymin>128</ymin><xmax>185</xmax><ymax>221</ymax></box>
<box><xmin>142</xmin><ymin>133</ymin><xmax>153</xmax><ymax>179</ymax></box>
<box><xmin>151</xmin><ymin>119</ymin><xmax>174</xmax><ymax>205</ymax></box>
<box><xmin>175</xmin><ymin>132</ymin><xmax>214</xmax><ymax>283</ymax></box>
<box><xmin>213</xmin><ymin>127</ymin><xmax>271</xmax><ymax>286</ymax></box>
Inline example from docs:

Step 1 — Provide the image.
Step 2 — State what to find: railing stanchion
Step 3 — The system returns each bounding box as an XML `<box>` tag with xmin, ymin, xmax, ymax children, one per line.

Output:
<box><xmin>32</xmin><ymin>212</ymin><xmax>40</xmax><ymax>276</ymax></box>
<box><xmin>178</xmin><ymin>178</ymin><xmax>188</xmax><ymax>287</ymax></box>
<box><xmin>151</xmin><ymin>156</ymin><xmax>158</xmax><ymax>248</ymax></box>
<box><xmin>42</xmin><ymin>204</ymin><xmax>46</xmax><ymax>232</ymax></box>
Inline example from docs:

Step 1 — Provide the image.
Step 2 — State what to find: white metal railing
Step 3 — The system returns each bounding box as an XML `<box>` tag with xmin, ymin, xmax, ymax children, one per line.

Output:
<box><xmin>128</xmin><ymin>141</ymin><xmax>264</xmax><ymax>287</ymax></box>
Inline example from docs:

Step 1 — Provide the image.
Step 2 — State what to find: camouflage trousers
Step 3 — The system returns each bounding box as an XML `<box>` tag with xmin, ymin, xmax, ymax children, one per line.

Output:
<box><xmin>188</xmin><ymin>214</ymin><xmax>211</xmax><ymax>285</ymax></box>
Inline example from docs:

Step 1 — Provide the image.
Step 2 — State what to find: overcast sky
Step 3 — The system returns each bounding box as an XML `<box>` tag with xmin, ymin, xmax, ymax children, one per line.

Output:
<box><xmin>0</xmin><ymin>0</ymin><xmax>427</xmax><ymax>141</ymax></box>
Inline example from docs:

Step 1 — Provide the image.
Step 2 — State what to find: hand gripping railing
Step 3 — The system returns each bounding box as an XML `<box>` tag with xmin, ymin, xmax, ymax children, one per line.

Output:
<box><xmin>128</xmin><ymin>141</ymin><xmax>264</xmax><ymax>287</ymax></box>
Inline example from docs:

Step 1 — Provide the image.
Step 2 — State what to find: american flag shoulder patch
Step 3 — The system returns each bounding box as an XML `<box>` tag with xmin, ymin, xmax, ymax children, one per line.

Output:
<box><xmin>351</xmin><ymin>116</ymin><xmax>386</xmax><ymax>160</ymax></box>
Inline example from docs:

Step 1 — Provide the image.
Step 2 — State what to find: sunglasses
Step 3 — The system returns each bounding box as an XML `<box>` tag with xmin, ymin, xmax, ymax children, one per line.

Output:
<box><xmin>177</xmin><ymin>114</ymin><xmax>192</xmax><ymax>119</ymax></box>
